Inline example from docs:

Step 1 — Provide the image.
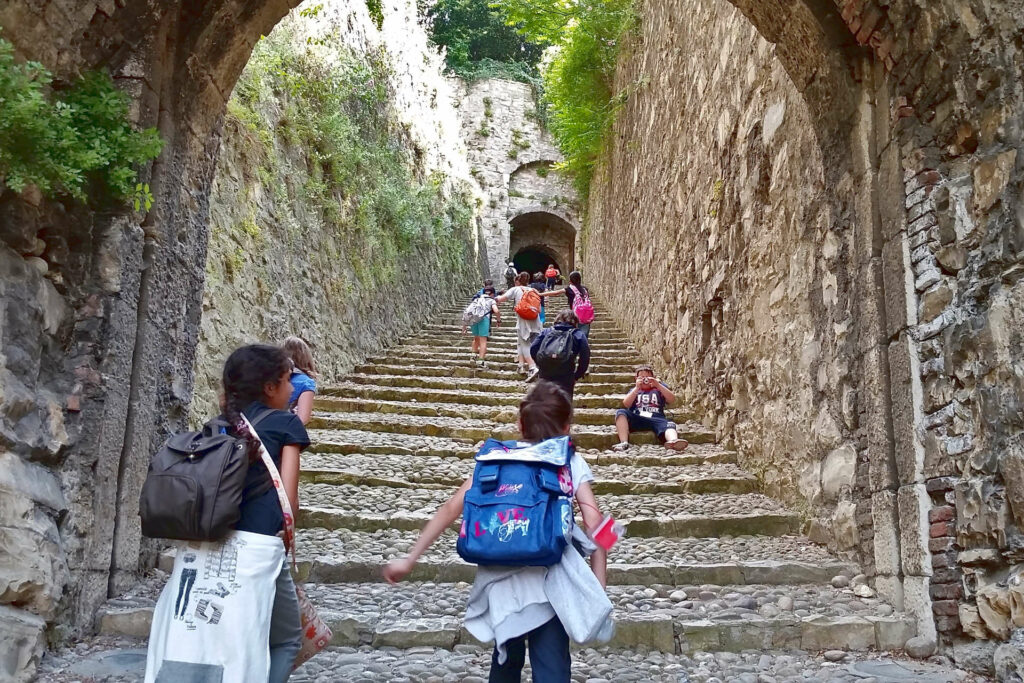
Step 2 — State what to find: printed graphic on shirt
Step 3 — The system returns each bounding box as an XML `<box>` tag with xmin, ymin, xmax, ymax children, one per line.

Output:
<box><xmin>632</xmin><ymin>389</ymin><xmax>665</xmax><ymax>416</ymax></box>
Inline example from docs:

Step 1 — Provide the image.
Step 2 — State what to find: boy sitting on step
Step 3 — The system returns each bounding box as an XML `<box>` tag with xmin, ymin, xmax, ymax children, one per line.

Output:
<box><xmin>612</xmin><ymin>365</ymin><xmax>688</xmax><ymax>452</ymax></box>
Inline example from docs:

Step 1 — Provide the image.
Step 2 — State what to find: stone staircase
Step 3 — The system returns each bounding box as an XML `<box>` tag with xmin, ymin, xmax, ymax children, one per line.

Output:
<box><xmin>92</xmin><ymin>295</ymin><xmax>925</xmax><ymax>679</ymax></box>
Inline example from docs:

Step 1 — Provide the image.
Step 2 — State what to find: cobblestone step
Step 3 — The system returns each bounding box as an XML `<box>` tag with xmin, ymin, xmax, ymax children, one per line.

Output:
<box><xmin>368</xmin><ymin>353</ymin><xmax>645</xmax><ymax>374</ymax></box>
<box><xmin>313</xmin><ymin>397</ymin><xmax>699</xmax><ymax>425</ymax></box>
<box><xmin>308</xmin><ymin>416</ymin><xmax>716</xmax><ymax>450</ymax></box>
<box><xmin>96</xmin><ymin>580</ymin><xmax>914</xmax><ymax>655</ymax></box>
<box><xmin>429</xmin><ymin>327</ymin><xmax>630</xmax><ymax>342</ymax></box>
<box><xmin>297</xmin><ymin>483</ymin><xmax>802</xmax><ymax>538</ymax></box>
<box><xmin>339</xmin><ymin>373</ymin><xmax>628</xmax><ymax>397</ymax></box>
<box><xmin>39</xmin><ymin>636</ymin><xmax>971</xmax><ymax>683</ymax></box>
<box><xmin>309</xmin><ymin>436</ymin><xmax>738</xmax><ymax>466</ymax></box>
<box><xmin>318</xmin><ymin>383</ymin><xmax>635</xmax><ymax>409</ymax></box>
<box><xmin>290</xmin><ymin>528</ymin><xmax>853</xmax><ymax>587</ymax></box>
<box><xmin>353</xmin><ymin>363</ymin><xmax>637</xmax><ymax>384</ymax></box>
<box><xmin>379</xmin><ymin>344</ymin><xmax>646</xmax><ymax>362</ymax></box>
<box><xmin>404</xmin><ymin>336</ymin><xmax>636</xmax><ymax>352</ymax></box>
<box><xmin>298</xmin><ymin>452</ymin><xmax>757</xmax><ymax>495</ymax></box>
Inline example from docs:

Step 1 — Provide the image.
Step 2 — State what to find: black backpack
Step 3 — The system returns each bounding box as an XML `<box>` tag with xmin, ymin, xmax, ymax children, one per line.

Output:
<box><xmin>535</xmin><ymin>328</ymin><xmax>576</xmax><ymax>374</ymax></box>
<box><xmin>138</xmin><ymin>409</ymin><xmax>272</xmax><ymax>541</ymax></box>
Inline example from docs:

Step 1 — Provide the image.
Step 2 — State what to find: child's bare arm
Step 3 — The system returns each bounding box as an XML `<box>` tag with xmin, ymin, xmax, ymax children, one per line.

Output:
<box><xmin>384</xmin><ymin>479</ymin><xmax>471</xmax><ymax>583</ymax></box>
<box><xmin>575</xmin><ymin>481</ymin><xmax>607</xmax><ymax>588</ymax></box>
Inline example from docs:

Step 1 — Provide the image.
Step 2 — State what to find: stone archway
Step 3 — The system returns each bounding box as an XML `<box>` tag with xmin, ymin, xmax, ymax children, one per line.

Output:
<box><xmin>509</xmin><ymin>210</ymin><xmax>577</xmax><ymax>279</ymax></box>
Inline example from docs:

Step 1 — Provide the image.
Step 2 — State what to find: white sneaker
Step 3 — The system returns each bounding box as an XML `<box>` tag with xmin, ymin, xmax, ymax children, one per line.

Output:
<box><xmin>525</xmin><ymin>367</ymin><xmax>540</xmax><ymax>383</ymax></box>
<box><xmin>611</xmin><ymin>442</ymin><xmax>630</xmax><ymax>452</ymax></box>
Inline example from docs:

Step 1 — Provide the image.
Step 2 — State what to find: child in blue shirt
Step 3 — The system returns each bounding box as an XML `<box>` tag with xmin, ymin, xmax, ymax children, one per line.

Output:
<box><xmin>612</xmin><ymin>365</ymin><xmax>688</xmax><ymax>452</ymax></box>
<box><xmin>283</xmin><ymin>336</ymin><xmax>317</xmax><ymax>425</ymax></box>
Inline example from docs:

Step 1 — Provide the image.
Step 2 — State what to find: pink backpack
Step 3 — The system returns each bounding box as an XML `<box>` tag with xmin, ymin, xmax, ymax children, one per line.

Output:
<box><xmin>570</xmin><ymin>285</ymin><xmax>595</xmax><ymax>324</ymax></box>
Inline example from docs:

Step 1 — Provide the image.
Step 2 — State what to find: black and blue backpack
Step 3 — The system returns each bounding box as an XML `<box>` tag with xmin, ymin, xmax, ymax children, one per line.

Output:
<box><xmin>457</xmin><ymin>436</ymin><xmax>575</xmax><ymax>567</ymax></box>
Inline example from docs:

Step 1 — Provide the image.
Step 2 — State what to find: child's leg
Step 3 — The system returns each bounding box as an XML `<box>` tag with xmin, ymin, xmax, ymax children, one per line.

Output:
<box><xmin>488</xmin><ymin>636</ymin><xmax>527</xmax><ymax>683</ymax></box>
<box><xmin>479</xmin><ymin>336</ymin><xmax>488</xmax><ymax>359</ymax></box>
<box><xmin>614</xmin><ymin>409</ymin><xmax>631</xmax><ymax>444</ymax></box>
<box><xmin>526</xmin><ymin>618</ymin><xmax>571</xmax><ymax>682</ymax></box>
<box><xmin>659</xmin><ymin>420</ymin><xmax>689</xmax><ymax>451</ymax></box>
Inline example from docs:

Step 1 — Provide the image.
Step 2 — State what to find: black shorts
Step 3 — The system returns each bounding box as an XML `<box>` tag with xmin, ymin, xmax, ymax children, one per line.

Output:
<box><xmin>615</xmin><ymin>409</ymin><xmax>675</xmax><ymax>441</ymax></box>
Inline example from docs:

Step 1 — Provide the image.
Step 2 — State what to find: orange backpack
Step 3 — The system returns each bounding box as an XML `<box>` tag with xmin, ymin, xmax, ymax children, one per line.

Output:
<box><xmin>515</xmin><ymin>287</ymin><xmax>542</xmax><ymax>320</ymax></box>
<box><xmin>545</xmin><ymin>267</ymin><xmax>557</xmax><ymax>279</ymax></box>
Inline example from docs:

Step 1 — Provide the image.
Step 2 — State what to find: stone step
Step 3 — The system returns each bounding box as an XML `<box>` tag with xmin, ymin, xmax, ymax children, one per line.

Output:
<box><xmin>299</xmin><ymin>452</ymin><xmax>757</xmax><ymax>495</ymax></box>
<box><xmin>318</xmin><ymin>383</ymin><xmax>634</xmax><ymax>409</ymax></box>
<box><xmin>66</xmin><ymin>638</ymin><xmax>965</xmax><ymax>682</ymax></box>
<box><xmin>377</xmin><ymin>344</ymin><xmax>646</xmax><ymax>363</ymax></box>
<box><xmin>308</xmin><ymin>417</ymin><xmax>716</xmax><ymax>450</ymax></box>
<box><xmin>97</xmin><ymin>581</ymin><xmax>914</xmax><ymax>655</ymax></box>
<box><xmin>291</xmin><ymin>527</ymin><xmax>852</xmax><ymax>587</ymax></box>
<box><xmin>308</xmin><ymin>434</ymin><xmax>739</xmax><ymax>468</ymax></box>
<box><xmin>353</xmin><ymin>362</ymin><xmax>638</xmax><ymax>384</ymax></box>
<box><xmin>297</xmin><ymin>483</ymin><xmax>802</xmax><ymax>538</ymax></box>
<box><xmin>403</xmin><ymin>335</ymin><xmax>636</xmax><ymax>351</ymax></box>
<box><xmin>338</xmin><ymin>373</ymin><xmax>628</xmax><ymax>397</ymax></box>
<box><xmin>313</xmin><ymin>397</ymin><xmax>699</xmax><ymax>425</ymax></box>
<box><xmin>367</xmin><ymin>352</ymin><xmax>645</xmax><ymax>373</ymax></box>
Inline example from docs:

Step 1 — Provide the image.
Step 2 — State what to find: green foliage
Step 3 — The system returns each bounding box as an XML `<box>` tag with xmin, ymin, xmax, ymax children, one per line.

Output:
<box><xmin>225</xmin><ymin>27</ymin><xmax>474</xmax><ymax>286</ymax></box>
<box><xmin>0</xmin><ymin>37</ymin><xmax>163</xmax><ymax>205</ymax></box>
<box><xmin>364</xmin><ymin>0</ymin><xmax>385</xmax><ymax>30</ymax></box>
<box><xmin>535</xmin><ymin>165</ymin><xmax>549</xmax><ymax>178</ymax></box>
<box><xmin>495</xmin><ymin>0</ymin><xmax>638</xmax><ymax>201</ymax></box>
<box><xmin>420</xmin><ymin>0</ymin><xmax>546</xmax><ymax>80</ymax></box>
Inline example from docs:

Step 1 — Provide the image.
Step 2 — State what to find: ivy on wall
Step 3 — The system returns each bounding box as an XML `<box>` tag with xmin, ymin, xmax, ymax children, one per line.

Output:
<box><xmin>0</xmin><ymin>37</ymin><xmax>163</xmax><ymax>208</ymax></box>
<box><xmin>496</xmin><ymin>0</ymin><xmax>638</xmax><ymax>202</ymax></box>
<box><xmin>223</xmin><ymin>24</ymin><xmax>475</xmax><ymax>286</ymax></box>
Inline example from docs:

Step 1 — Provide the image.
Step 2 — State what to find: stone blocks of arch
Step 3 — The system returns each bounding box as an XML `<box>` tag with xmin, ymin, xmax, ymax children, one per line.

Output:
<box><xmin>454</xmin><ymin>79</ymin><xmax>581</xmax><ymax>281</ymax></box>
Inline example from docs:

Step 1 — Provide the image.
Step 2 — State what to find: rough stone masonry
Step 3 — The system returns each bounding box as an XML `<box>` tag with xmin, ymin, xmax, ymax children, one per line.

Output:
<box><xmin>0</xmin><ymin>0</ymin><xmax>1023</xmax><ymax>679</ymax></box>
<box><xmin>584</xmin><ymin>0</ymin><xmax>1024</xmax><ymax>674</ymax></box>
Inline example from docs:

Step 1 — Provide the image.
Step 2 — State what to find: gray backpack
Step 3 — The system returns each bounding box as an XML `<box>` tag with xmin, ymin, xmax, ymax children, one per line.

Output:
<box><xmin>139</xmin><ymin>409</ymin><xmax>272</xmax><ymax>541</ymax></box>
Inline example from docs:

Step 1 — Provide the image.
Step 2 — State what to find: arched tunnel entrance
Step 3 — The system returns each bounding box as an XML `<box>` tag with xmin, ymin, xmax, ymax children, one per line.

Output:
<box><xmin>508</xmin><ymin>210</ymin><xmax>577</xmax><ymax>279</ymax></box>
<box><xmin>513</xmin><ymin>247</ymin><xmax>560</xmax><ymax>277</ymax></box>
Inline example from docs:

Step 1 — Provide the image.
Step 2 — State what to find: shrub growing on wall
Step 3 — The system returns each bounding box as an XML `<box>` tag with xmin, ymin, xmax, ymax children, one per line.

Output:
<box><xmin>0</xmin><ymin>37</ymin><xmax>163</xmax><ymax>207</ymax></box>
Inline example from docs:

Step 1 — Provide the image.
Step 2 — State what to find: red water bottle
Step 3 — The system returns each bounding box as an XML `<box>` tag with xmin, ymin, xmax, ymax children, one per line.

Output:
<box><xmin>592</xmin><ymin>515</ymin><xmax>625</xmax><ymax>550</ymax></box>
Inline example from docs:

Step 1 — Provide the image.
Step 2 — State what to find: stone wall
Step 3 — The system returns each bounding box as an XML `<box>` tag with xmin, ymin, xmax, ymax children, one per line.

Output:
<box><xmin>585</xmin><ymin>0</ymin><xmax>856</xmax><ymax>556</ymax></box>
<box><xmin>585</xmin><ymin>0</ymin><xmax>1024</xmax><ymax>669</ymax></box>
<box><xmin>454</xmin><ymin>79</ymin><xmax>580</xmax><ymax>281</ymax></box>
<box><xmin>191</xmin><ymin>0</ymin><xmax>482</xmax><ymax>419</ymax></box>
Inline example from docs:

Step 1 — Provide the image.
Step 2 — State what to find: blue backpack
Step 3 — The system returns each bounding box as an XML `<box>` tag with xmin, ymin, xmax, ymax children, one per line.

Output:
<box><xmin>457</xmin><ymin>437</ymin><xmax>575</xmax><ymax>567</ymax></box>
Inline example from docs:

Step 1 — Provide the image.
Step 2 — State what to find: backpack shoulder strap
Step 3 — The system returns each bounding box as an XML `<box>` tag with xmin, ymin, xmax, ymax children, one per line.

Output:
<box><xmin>248</xmin><ymin>406</ymin><xmax>276</xmax><ymax>429</ymax></box>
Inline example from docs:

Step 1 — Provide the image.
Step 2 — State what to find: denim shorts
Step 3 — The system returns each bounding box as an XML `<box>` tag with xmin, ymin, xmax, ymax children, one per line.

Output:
<box><xmin>615</xmin><ymin>409</ymin><xmax>675</xmax><ymax>441</ymax></box>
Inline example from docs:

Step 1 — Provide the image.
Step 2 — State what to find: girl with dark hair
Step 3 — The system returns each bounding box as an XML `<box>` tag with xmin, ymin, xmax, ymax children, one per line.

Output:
<box><xmin>222</xmin><ymin>344</ymin><xmax>310</xmax><ymax>681</ymax></box>
<box><xmin>529</xmin><ymin>309</ymin><xmax>590</xmax><ymax>398</ymax></box>
<box><xmin>384</xmin><ymin>381</ymin><xmax>609</xmax><ymax>681</ymax></box>
<box><xmin>564</xmin><ymin>271</ymin><xmax>593</xmax><ymax>339</ymax></box>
